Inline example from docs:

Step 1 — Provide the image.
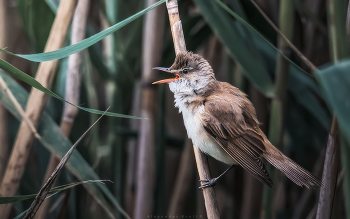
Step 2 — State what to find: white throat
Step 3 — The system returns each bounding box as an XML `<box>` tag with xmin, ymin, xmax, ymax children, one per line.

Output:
<box><xmin>169</xmin><ymin>78</ymin><xmax>210</xmax><ymax>113</ymax></box>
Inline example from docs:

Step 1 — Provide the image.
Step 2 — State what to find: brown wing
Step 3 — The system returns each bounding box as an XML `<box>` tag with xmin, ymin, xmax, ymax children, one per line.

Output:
<box><xmin>202</xmin><ymin>94</ymin><xmax>273</xmax><ymax>187</ymax></box>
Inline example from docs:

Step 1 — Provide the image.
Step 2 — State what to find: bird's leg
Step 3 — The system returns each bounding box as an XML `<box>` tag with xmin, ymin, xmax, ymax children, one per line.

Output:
<box><xmin>199</xmin><ymin>164</ymin><xmax>236</xmax><ymax>190</ymax></box>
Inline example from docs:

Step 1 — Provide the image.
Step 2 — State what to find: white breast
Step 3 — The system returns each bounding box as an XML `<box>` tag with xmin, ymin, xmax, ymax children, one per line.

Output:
<box><xmin>179</xmin><ymin>101</ymin><xmax>236</xmax><ymax>165</ymax></box>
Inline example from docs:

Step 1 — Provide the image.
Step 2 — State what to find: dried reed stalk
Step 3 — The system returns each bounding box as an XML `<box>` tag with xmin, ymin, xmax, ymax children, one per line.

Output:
<box><xmin>193</xmin><ymin>146</ymin><xmax>221</xmax><ymax>218</ymax></box>
<box><xmin>0</xmin><ymin>0</ymin><xmax>76</xmax><ymax>217</ymax></box>
<box><xmin>134</xmin><ymin>0</ymin><xmax>165</xmax><ymax>218</ymax></box>
<box><xmin>165</xmin><ymin>0</ymin><xmax>220</xmax><ymax>218</ymax></box>
<box><xmin>316</xmin><ymin>119</ymin><xmax>339</xmax><ymax>219</ymax></box>
<box><xmin>34</xmin><ymin>1</ymin><xmax>90</xmax><ymax>218</ymax></box>
<box><xmin>168</xmin><ymin>139</ymin><xmax>195</xmax><ymax>215</ymax></box>
<box><xmin>316</xmin><ymin>0</ymin><xmax>345</xmax><ymax>217</ymax></box>
<box><xmin>0</xmin><ymin>0</ymin><xmax>9</xmax><ymax>182</ymax></box>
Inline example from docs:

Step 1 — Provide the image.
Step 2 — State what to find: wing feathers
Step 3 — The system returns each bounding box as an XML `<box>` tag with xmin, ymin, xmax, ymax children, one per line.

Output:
<box><xmin>215</xmin><ymin>137</ymin><xmax>273</xmax><ymax>187</ymax></box>
<box><xmin>201</xmin><ymin>90</ymin><xmax>322</xmax><ymax>188</ymax></box>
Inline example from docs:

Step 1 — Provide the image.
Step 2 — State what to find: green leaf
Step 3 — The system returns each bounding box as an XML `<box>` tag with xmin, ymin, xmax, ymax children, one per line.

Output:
<box><xmin>0</xmin><ymin>71</ymin><xmax>129</xmax><ymax>218</ymax></box>
<box><xmin>17</xmin><ymin>0</ymin><xmax>55</xmax><ymax>53</ymax></box>
<box><xmin>316</xmin><ymin>60</ymin><xmax>350</xmax><ymax>142</ymax></box>
<box><xmin>256</xmin><ymin>36</ymin><xmax>331</xmax><ymax>130</ymax></box>
<box><xmin>45</xmin><ymin>0</ymin><xmax>60</xmax><ymax>13</ymax></box>
<box><xmin>193</xmin><ymin>0</ymin><xmax>274</xmax><ymax>97</ymax></box>
<box><xmin>0</xmin><ymin>59</ymin><xmax>140</xmax><ymax>119</ymax></box>
<box><xmin>0</xmin><ymin>0</ymin><xmax>165</xmax><ymax>62</ymax></box>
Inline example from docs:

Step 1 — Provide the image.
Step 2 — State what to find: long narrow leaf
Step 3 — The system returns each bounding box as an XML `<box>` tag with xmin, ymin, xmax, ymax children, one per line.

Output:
<box><xmin>0</xmin><ymin>59</ymin><xmax>140</xmax><ymax>119</ymax></box>
<box><xmin>24</xmin><ymin>109</ymin><xmax>109</xmax><ymax>219</ymax></box>
<box><xmin>0</xmin><ymin>0</ymin><xmax>165</xmax><ymax>62</ymax></box>
<box><xmin>213</xmin><ymin>0</ymin><xmax>313</xmax><ymax>77</ymax></box>
<box><xmin>0</xmin><ymin>71</ymin><xmax>128</xmax><ymax>218</ymax></box>
<box><xmin>256</xmin><ymin>37</ymin><xmax>331</xmax><ymax>129</ymax></box>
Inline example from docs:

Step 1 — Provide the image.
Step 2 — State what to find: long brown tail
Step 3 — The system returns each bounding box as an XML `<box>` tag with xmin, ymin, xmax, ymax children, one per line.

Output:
<box><xmin>263</xmin><ymin>147</ymin><xmax>323</xmax><ymax>189</ymax></box>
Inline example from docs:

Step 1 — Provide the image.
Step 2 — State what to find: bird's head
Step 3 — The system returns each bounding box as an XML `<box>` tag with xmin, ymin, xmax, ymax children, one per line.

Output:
<box><xmin>152</xmin><ymin>52</ymin><xmax>215</xmax><ymax>94</ymax></box>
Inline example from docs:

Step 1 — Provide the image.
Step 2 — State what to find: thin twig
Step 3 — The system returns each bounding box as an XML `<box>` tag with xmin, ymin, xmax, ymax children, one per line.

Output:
<box><xmin>250</xmin><ymin>0</ymin><xmax>317</xmax><ymax>71</ymax></box>
<box><xmin>36</xmin><ymin>1</ymin><xmax>90</xmax><ymax>218</ymax></box>
<box><xmin>23</xmin><ymin>108</ymin><xmax>109</xmax><ymax>219</ymax></box>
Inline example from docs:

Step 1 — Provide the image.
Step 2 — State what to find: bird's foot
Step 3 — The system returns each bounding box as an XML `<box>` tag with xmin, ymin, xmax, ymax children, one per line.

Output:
<box><xmin>199</xmin><ymin>178</ymin><xmax>218</xmax><ymax>190</ymax></box>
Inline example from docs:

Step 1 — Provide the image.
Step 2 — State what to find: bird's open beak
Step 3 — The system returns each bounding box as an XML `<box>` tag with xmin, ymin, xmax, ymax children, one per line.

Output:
<box><xmin>152</xmin><ymin>67</ymin><xmax>181</xmax><ymax>84</ymax></box>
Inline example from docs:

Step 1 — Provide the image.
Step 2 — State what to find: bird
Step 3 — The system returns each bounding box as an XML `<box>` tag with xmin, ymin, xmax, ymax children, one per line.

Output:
<box><xmin>152</xmin><ymin>51</ymin><xmax>322</xmax><ymax>190</ymax></box>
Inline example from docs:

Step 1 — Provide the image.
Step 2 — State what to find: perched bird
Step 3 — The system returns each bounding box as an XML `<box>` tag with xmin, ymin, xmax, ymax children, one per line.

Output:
<box><xmin>153</xmin><ymin>52</ymin><xmax>322</xmax><ymax>189</ymax></box>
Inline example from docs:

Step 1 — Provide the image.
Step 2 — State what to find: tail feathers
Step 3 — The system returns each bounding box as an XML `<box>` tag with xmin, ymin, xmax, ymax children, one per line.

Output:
<box><xmin>264</xmin><ymin>152</ymin><xmax>323</xmax><ymax>189</ymax></box>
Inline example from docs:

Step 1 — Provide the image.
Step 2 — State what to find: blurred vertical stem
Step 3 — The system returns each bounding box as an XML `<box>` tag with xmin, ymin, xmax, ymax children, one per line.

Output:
<box><xmin>105</xmin><ymin>0</ymin><xmax>118</xmax><ymax>75</ymax></box>
<box><xmin>0</xmin><ymin>0</ymin><xmax>75</xmax><ymax>217</ymax></box>
<box><xmin>316</xmin><ymin>119</ymin><xmax>339</xmax><ymax>219</ymax></box>
<box><xmin>154</xmin><ymin>84</ymin><xmax>166</xmax><ymax>215</ymax></box>
<box><xmin>344</xmin><ymin>2</ymin><xmax>350</xmax><ymax>219</ymax></box>
<box><xmin>316</xmin><ymin>0</ymin><xmax>349</xmax><ymax>218</ymax></box>
<box><xmin>134</xmin><ymin>0</ymin><xmax>165</xmax><ymax>218</ymax></box>
<box><xmin>316</xmin><ymin>0</ymin><xmax>350</xmax><ymax>219</ymax></box>
<box><xmin>348</xmin><ymin>1</ymin><xmax>350</xmax><ymax>45</ymax></box>
<box><xmin>261</xmin><ymin>1</ymin><xmax>294</xmax><ymax>219</ymax></box>
<box><xmin>0</xmin><ymin>0</ymin><xmax>9</xmax><ymax>182</ymax></box>
<box><xmin>168</xmin><ymin>139</ymin><xmax>195</xmax><ymax>215</ymax></box>
<box><xmin>35</xmin><ymin>1</ymin><xmax>90</xmax><ymax>219</ymax></box>
<box><xmin>340</xmin><ymin>136</ymin><xmax>350</xmax><ymax>219</ymax></box>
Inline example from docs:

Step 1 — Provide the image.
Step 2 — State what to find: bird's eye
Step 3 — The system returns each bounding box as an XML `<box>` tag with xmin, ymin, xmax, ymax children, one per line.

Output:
<box><xmin>183</xmin><ymin>69</ymin><xmax>189</xmax><ymax>74</ymax></box>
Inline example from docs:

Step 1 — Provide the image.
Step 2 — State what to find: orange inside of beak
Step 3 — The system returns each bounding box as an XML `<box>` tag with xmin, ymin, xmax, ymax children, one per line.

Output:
<box><xmin>152</xmin><ymin>74</ymin><xmax>181</xmax><ymax>84</ymax></box>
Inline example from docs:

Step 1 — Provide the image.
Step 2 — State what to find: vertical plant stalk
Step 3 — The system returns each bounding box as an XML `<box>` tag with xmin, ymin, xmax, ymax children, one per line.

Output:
<box><xmin>34</xmin><ymin>1</ymin><xmax>90</xmax><ymax>219</ymax></box>
<box><xmin>316</xmin><ymin>119</ymin><xmax>339</xmax><ymax>219</ymax></box>
<box><xmin>166</xmin><ymin>0</ymin><xmax>186</xmax><ymax>55</ymax></box>
<box><xmin>317</xmin><ymin>0</ymin><xmax>348</xmax><ymax>218</ymax></box>
<box><xmin>303</xmin><ymin>0</ymin><xmax>323</xmax><ymax>59</ymax></box>
<box><xmin>134</xmin><ymin>0</ymin><xmax>165</xmax><ymax>218</ymax></box>
<box><xmin>168</xmin><ymin>139</ymin><xmax>196</xmax><ymax>215</ymax></box>
<box><xmin>126</xmin><ymin>82</ymin><xmax>141</xmax><ymax>217</ymax></box>
<box><xmin>0</xmin><ymin>0</ymin><xmax>8</xmax><ymax>182</ymax></box>
<box><xmin>348</xmin><ymin>1</ymin><xmax>350</xmax><ymax>46</ymax></box>
<box><xmin>193</xmin><ymin>146</ymin><xmax>221</xmax><ymax>218</ymax></box>
<box><xmin>340</xmin><ymin>136</ymin><xmax>350</xmax><ymax>219</ymax></box>
<box><xmin>0</xmin><ymin>0</ymin><xmax>76</xmax><ymax>217</ymax></box>
<box><xmin>260</xmin><ymin>0</ymin><xmax>294</xmax><ymax>218</ymax></box>
<box><xmin>165</xmin><ymin>0</ymin><xmax>220</xmax><ymax>218</ymax></box>
<box><xmin>343</xmin><ymin>3</ymin><xmax>350</xmax><ymax>219</ymax></box>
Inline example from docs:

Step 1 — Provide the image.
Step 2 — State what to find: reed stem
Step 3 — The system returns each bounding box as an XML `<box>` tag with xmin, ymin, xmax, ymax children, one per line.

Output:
<box><xmin>261</xmin><ymin>1</ymin><xmax>294</xmax><ymax>218</ymax></box>
<box><xmin>165</xmin><ymin>0</ymin><xmax>220</xmax><ymax>218</ymax></box>
<box><xmin>0</xmin><ymin>0</ymin><xmax>75</xmax><ymax>217</ymax></box>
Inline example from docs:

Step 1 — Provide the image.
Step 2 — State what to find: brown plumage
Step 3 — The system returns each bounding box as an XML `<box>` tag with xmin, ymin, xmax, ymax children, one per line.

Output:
<box><xmin>154</xmin><ymin>52</ymin><xmax>322</xmax><ymax>189</ymax></box>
